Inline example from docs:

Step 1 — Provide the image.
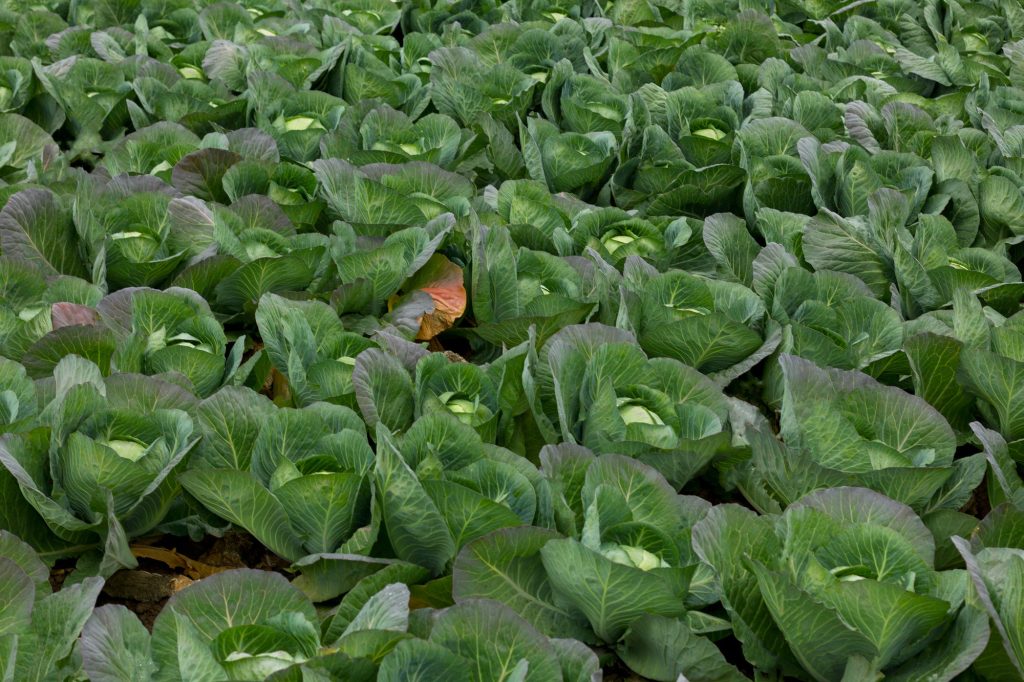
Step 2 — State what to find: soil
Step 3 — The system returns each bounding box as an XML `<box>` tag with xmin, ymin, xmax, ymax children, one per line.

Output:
<box><xmin>102</xmin><ymin>592</ymin><xmax>170</xmax><ymax>631</ymax></box>
<box><xmin>48</xmin><ymin>565</ymin><xmax>72</xmax><ymax>593</ymax></box>
<box><xmin>963</xmin><ymin>473</ymin><xmax>992</xmax><ymax>519</ymax></box>
<box><xmin>48</xmin><ymin>530</ymin><xmax>291</xmax><ymax>631</ymax></box>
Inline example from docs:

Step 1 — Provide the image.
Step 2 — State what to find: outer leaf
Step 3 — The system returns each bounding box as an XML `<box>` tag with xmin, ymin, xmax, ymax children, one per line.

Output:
<box><xmin>178</xmin><ymin>469</ymin><xmax>305</xmax><ymax>561</ymax></box>
<box><xmin>954</xmin><ymin>539</ymin><xmax>1024</xmax><ymax>678</ymax></box>
<box><xmin>0</xmin><ymin>531</ymin><xmax>49</xmax><ymax>587</ymax></box>
<box><xmin>353</xmin><ymin>349</ymin><xmax>415</xmax><ymax>433</ymax></box>
<box><xmin>540</xmin><ymin>537</ymin><xmax>687</xmax><ymax>642</ymax></box>
<box><xmin>155</xmin><ymin>610</ymin><xmax>227</xmax><ymax>682</ymax></box>
<box><xmin>549</xmin><ymin>638</ymin><xmax>601</xmax><ymax>682</ymax></box>
<box><xmin>14</xmin><ymin>577</ymin><xmax>104</xmax><ymax>682</ymax></box>
<box><xmin>81</xmin><ymin>605</ymin><xmax>156</xmax><ymax>682</ymax></box>
<box><xmin>0</xmin><ymin>189</ymin><xmax>87</xmax><ymax>278</ymax></box>
<box><xmin>692</xmin><ymin>505</ymin><xmax>790</xmax><ymax>672</ymax></box>
<box><xmin>423</xmin><ymin>479</ymin><xmax>522</xmax><ymax>550</ymax></box>
<box><xmin>324</xmin><ymin>562</ymin><xmax>429</xmax><ymax>645</ymax></box>
<box><xmin>453</xmin><ymin>526</ymin><xmax>590</xmax><ymax>640</ymax></box>
<box><xmin>276</xmin><ymin>473</ymin><xmax>366</xmax><ymax>554</ymax></box>
<box><xmin>378</xmin><ymin>638</ymin><xmax>474</xmax><ymax>682</ymax></box>
<box><xmin>703</xmin><ymin>212</ymin><xmax>759</xmax><ymax>287</ymax></box>
<box><xmin>780</xmin><ymin>355</ymin><xmax>956</xmax><ymax>476</ymax></box>
<box><xmin>21</xmin><ymin>325</ymin><xmax>116</xmax><ymax>378</ymax></box>
<box><xmin>905</xmin><ymin>333</ymin><xmax>974</xmax><ymax>433</ymax></box>
<box><xmin>192</xmin><ymin>387</ymin><xmax>274</xmax><ymax>470</ymax></box>
<box><xmin>885</xmin><ymin>600</ymin><xmax>989</xmax><ymax>682</ymax></box>
<box><xmin>151</xmin><ymin>569</ymin><xmax>317</xmax><ymax>678</ymax></box>
<box><xmin>817</xmin><ymin>578</ymin><xmax>951</xmax><ymax>668</ymax></box>
<box><xmin>802</xmin><ymin>212</ymin><xmax>889</xmax><ymax>298</ymax></box>
<box><xmin>429</xmin><ymin>599</ymin><xmax>562</xmax><ymax>682</ymax></box>
<box><xmin>617</xmin><ymin>615</ymin><xmax>748</xmax><ymax>682</ymax></box>
<box><xmin>398</xmin><ymin>254</ymin><xmax>467</xmax><ymax>340</ymax></box>
<box><xmin>375</xmin><ymin>425</ymin><xmax>455</xmax><ymax>576</ymax></box>
<box><xmin>747</xmin><ymin>559</ymin><xmax>877</xmax><ymax>682</ymax></box>
<box><xmin>791</xmin><ymin>487</ymin><xmax>936</xmax><ymax>564</ymax></box>
<box><xmin>0</xmin><ymin>557</ymin><xmax>34</xmax><ymax>636</ymax></box>
<box><xmin>341</xmin><ymin>583</ymin><xmax>410</xmax><ymax>638</ymax></box>
<box><xmin>960</xmin><ymin>349</ymin><xmax>1024</xmax><ymax>443</ymax></box>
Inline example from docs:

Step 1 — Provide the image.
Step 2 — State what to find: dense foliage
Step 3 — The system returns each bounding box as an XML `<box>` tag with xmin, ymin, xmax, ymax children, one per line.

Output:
<box><xmin>2</xmin><ymin>0</ymin><xmax>1024</xmax><ymax>679</ymax></box>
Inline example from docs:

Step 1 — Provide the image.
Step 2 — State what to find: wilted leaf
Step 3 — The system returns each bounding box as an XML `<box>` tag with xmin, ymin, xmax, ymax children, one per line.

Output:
<box><xmin>390</xmin><ymin>254</ymin><xmax>466</xmax><ymax>340</ymax></box>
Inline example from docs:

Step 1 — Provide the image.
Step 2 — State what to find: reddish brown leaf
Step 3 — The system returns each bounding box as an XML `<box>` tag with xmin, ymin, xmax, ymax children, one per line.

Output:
<box><xmin>51</xmin><ymin>302</ymin><xmax>99</xmax><ymax>329</ymax></box>
<box><xmin>400</xmin><ymin>254</ymin><xmax>466</xmax><ymax>341</ymax></box>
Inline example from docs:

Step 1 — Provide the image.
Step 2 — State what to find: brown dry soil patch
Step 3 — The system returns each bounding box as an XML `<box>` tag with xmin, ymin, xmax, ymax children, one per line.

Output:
<box><xmin>49</xmin><ymin>531</ymin><xmax>290</xmax><ymax>630</ymax></box>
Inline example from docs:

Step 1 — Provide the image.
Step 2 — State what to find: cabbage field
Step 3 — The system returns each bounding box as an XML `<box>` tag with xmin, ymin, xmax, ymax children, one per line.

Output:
<box><xmin>3</xmin><ymin>0</ymin><xmax>1024</xmax><ymax>679</ymax></box>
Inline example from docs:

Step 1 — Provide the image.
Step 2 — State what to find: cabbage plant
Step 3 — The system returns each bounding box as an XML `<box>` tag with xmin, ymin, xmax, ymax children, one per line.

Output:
<box><xmin>0</xmin><ymin>357</ymin><xmax>198</xmax><ymax>576</ymax></box>
<box><xmin>179</xmin><ymin>391</ymin><xmax>371</xmax><ymax>567</ymax></box>
<box><xmin>693</xmin><ymin>487</ymin><xmax>990</xmax><ymax>681</ymax></box>
<box><xmin>737</xmin><ymin>355</ymin><xmax>985</xmax><ymax>515</ymax></box>
<box><xmin>531</xmin><ymin>323</ymin><xmax>735</xmax><ymax>487</ymax></box>
<box><xmin>0</xmin><ymin>531</ymin><xmax>104</xmax><ymax>681</ymax></box>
